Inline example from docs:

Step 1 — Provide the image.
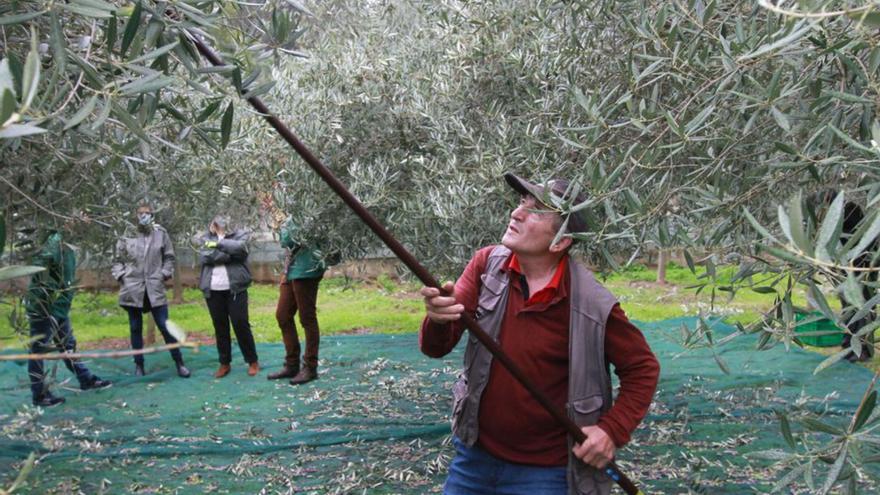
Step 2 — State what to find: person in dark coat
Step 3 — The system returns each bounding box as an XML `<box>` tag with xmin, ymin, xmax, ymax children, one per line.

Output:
<box><xmin>197</xmin><ymin>215</ymin><xmax>259</xmax><ymax>378</ymax></box>
<box><xmin>837</xmin><ymin>200</ymin><xmax>877</xmax><ymax>362</ymax></box>
<box><xmin>813</xmin><ymin>190</ymin><xmax>878</xmax><ymax>362</ymax></box>
<box><xmin>26</xmin><ymin>228</ymin><xmax>111</xmax><ymax>407</ymax></box>
<box><xmin>111</xmin><ymin>202</ymin><xmax>190</xmax><ymax>377</ymax></box>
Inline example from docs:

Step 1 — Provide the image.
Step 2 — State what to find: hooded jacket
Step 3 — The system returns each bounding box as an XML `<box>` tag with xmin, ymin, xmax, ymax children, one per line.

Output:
<box><xmin>26</xmin><ymin>232</ymin><xmax>77</xmax><ymax>319</ymax></box>
<box><xmin>111</xmin><ymin>224</ymin><xmax>175</xmax><ymax>308</ymax></box>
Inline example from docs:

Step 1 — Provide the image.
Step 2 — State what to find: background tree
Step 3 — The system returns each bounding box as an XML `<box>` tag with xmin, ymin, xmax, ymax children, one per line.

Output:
<box><xmin>0</xmin><ymin>0</ymin><xmax>309</xmax><ymax>262</ymax></box>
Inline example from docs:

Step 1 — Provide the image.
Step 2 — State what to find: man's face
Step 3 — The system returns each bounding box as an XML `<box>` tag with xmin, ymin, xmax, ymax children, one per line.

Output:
<box><xmin>501</xmin><ymin>194</ymin><xmax>569</xmax><ymax>256</ymax></box>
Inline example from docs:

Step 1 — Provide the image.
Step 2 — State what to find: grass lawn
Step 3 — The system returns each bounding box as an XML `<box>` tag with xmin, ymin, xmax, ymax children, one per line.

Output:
<box><xmin>0</xmin><ymin>276</ymin><xmax>425</xmax><ymax>349</ymax></box>
<box><xmin>0</xmin><ymin>263</ymin><xmax>852</xmax><ymax>356</ymax></box>
<box><xmin>600</xmin><ymin>263</ymin><xmax>813</xmax><ymax>324</ymax></box>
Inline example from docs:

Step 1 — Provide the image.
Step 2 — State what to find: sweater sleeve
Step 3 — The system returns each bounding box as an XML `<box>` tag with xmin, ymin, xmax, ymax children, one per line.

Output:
<box><xmin>596</xmin><ymin>304</ymin><xmax>660</xmax><ymax>447</ymax></box>
<box><xmin>419</xmin><ymin>246</ymin><xmax>494</xmax><ymax>358</ymax></box>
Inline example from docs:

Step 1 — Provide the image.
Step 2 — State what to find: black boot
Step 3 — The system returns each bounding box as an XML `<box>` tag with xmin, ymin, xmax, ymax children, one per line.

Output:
<box><xmin>81</xmin><ymin>377</ymin><xmax>112</xmax><ymax>390</ymax></box>
<box><xmin>134</xmin><ymin>364</ymin><xmax>146</xmax><ymax>376</ymax></box>
<box><xmin>176</xmin><ymin>362</ymin><xmax>191</xmax><ymax>378</ymax></box>
<box><xmin>33</xmin><ymin>392</ymin><xmax>65</xmax><ymax>407</ymax></box>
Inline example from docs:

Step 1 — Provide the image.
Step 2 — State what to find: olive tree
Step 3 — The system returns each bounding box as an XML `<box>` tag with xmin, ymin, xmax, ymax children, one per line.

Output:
<box><xmin>235</xmin><ymin>0</ymin><xmax>880</xmax><ymax>490</ymax></box>
<box><xmin>2</xmin><ymin>0</ymin><xmax>880</xmax><ymax>490</ymax></box>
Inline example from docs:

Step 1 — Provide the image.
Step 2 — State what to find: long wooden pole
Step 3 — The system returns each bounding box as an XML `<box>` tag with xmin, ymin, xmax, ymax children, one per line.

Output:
<box><xmin>187</xmin><ymin>34</ymin><xmax>644</xmax><ymax>495</ymax></box>
<box><xmin>0</xmin><ymin>342</ymin><xmax>200</xmax><ymax>362</ymax></box>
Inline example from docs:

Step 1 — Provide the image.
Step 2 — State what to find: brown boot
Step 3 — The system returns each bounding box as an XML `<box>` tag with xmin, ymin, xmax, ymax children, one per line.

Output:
<box><xmin>267</xmin><ymin>364</ymin><xmax>299</xmax><ymax>380</ymax></box>
<box><xmin>247</xmin><ymin>362</ymin><xmax>260</xmax><ymax>376</ymax></box>
<box><xmin>214</xmin><ymin>364</ymin><xmax>231</xmax><ymax>378</ymax></box>
<box><xmin>289</xmin><ymin>366</ymin><xmax>317</xmax><ymax>385</ymax></box>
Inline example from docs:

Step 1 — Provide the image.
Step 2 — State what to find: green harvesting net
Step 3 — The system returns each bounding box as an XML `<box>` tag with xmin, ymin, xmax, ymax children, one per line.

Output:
<box><xmin>0</xmin><ymin>317</ymin><xmax>876</xmax><ymax>493</ymax></box>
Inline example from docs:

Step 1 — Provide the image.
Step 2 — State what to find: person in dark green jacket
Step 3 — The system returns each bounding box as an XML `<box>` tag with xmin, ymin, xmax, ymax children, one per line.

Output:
<box><xmin>267</xmin><ymin>218</ymin><xmax>327</xmax><ymax>384</ymax></box>
<box><xmin>26</xmin><ymin>230</ymin><xmax>111</xmax><ymax>407</ymax></box>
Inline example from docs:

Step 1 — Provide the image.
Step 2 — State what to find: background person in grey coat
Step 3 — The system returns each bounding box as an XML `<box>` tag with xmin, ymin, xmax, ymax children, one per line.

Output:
<box><xmin>111</xmin><ymin>203</ymin><xmax>191</xmax><ymax>378</ymax></box>
<box><xmin>197</xmin><ymin>216</ymin><xmax>259</xmax><ymax>378</ymax></box>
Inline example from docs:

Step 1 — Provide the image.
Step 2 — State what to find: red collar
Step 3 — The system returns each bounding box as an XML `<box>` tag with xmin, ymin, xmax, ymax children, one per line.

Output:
<box><xmin>506</xmin><ymin>254</ymin><xmax>568</xmax><ymax>306</ymax></box>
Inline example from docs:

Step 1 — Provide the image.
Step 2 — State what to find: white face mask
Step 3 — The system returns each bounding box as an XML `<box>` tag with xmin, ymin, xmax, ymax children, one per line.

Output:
<box><xmin>137</xmin><ymin>213</ymin><xmax>153</xmax><ymax>226</ymax></box>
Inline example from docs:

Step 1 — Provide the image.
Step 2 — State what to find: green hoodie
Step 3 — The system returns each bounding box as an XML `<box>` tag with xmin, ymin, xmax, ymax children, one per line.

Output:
<box><xmin>26</xmin><ymin>232</ymin><xmax>77</xmax><ymax>319</ymax></box>
<box><xmin>280</xmin><ymin>219</ymin><xmax>326</xmax><ymax>280</ymax></box>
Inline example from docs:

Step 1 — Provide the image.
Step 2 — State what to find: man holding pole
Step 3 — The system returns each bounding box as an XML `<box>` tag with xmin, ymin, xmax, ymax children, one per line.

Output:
<box><xmin>420</xmin><ymin>173</ymin><xmax>660</xmax><ymax>495</ymax></box>
<box><xmin>26</xmin><ymin>228</ymin><xmax>111</xmax><ymax>407</ymax></box>
<box><xmin>188</xmin><ymin>36</ymin><xmax>648</xmax><ymax>493</ymax></box>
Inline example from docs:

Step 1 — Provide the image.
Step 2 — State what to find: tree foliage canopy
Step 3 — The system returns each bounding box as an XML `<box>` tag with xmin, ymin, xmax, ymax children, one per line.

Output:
<box><xmin>210</xmin><ymin>1</ymin><xmax>880</xmax><ymax>489</ymax></box>
<box><xmin>1</xmin><ymin>0</ymin><xmax>308</xmax><ymax>255</ymax></box>
<box><xmin>2</xmin><ymin>0</ymin><xmax>880</xmax><ymax>489</ymax></box>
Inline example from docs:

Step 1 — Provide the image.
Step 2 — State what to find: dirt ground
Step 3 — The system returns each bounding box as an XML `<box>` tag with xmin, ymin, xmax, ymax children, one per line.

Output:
<box><xmin>79</xmin><ymin>332</ymin><xmax>216</xmax><ymax>350</ymax></box>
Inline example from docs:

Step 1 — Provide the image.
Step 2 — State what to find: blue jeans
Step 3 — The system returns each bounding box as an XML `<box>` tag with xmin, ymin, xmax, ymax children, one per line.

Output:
<box><xmin>125</xmin><ymin>297</ymin><xmax>182</xmax><ymax>366</ymax></box>
<box><xmin>444</xmin><ymin>437</ymin><xmax>567</xmax><ymax>495</ymax></box>
<box><xmin>28</xmin><ymin>317</ymin><xmax>95</xmax><ymax>399</ymax></box>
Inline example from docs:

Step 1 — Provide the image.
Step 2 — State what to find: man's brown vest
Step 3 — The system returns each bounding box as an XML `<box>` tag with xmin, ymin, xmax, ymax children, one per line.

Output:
<box><xmin>451</xmin><ymin>245</ymin><xmax>617</xmax><ymax>495</ymax></box>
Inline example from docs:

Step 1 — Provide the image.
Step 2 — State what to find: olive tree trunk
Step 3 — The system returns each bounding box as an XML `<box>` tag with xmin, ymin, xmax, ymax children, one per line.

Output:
<box><xmin>656</xmin><ymin>249</ymin><xmax>668</xmax><ymax>285</ymax></box>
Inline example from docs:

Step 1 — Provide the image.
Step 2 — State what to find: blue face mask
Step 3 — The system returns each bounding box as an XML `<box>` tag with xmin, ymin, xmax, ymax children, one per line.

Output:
<box><xmin>138</xmin><ymin>213</ymin><xmax>153</xmax><ymax>226</ymax></box>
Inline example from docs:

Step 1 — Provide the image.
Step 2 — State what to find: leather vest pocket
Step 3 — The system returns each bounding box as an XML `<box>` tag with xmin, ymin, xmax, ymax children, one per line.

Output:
<box><xmin>573</xmin><ymin>464</ymin><xmax>612</xmax><ymax>495</ymax></box>
<box><xmin>570</xmin><ymin>394</ymin><xmax>604</xmax><ymax>426</ymax></box>
<box><xmin>569</xmin><ymin>394</ymin><xmax>612</xmax><ymax>494</ymax></box>
<box><xmin>476</xmin><ymin>272</ymin><xmax>505</xmax><ymax>320</ymax></box>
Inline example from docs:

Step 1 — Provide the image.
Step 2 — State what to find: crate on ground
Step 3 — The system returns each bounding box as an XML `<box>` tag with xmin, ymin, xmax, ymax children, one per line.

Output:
<box><xmin>795</xmin><ymin>311</ymin><xmax>845</xmax><ymax>347</ymax></box>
